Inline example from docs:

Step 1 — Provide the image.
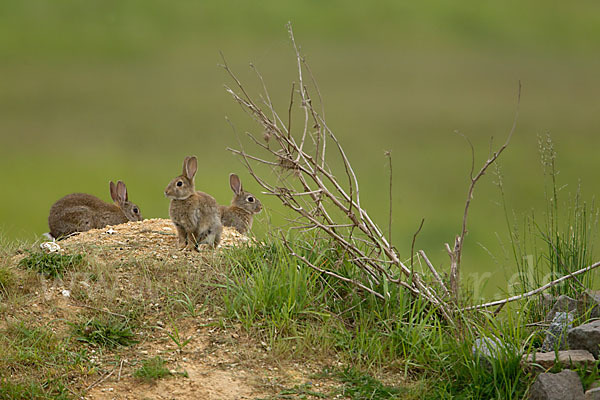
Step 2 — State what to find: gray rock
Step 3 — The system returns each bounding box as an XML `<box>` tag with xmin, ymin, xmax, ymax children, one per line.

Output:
<box><xmin>523</xmin><ymin>350</ymin><xmax>595</xmax><ymax>371</ymax></box>
<box><xmin>472</xmin><ymin>336</ymin><xmax>512</xmax><ymax>359</ymax></box>
<box><xmin>542</xmin><ymin>312</ymin><xmax>575</xmax><ymax>351</ymax></box>
<box><xmin>586</xmin><ymin>387</ymin><xmax>600</xmax><ymax>400</ymax></box>
<box><xmin>546</xmin><ymin>295</ymin><xmax>579</xmax><ymax>322</ymax></box>
<box><xmin>529</xmin><ymin>370</ymin><xmax>584</xmax><ymax>400</ymax></box>
<box><xmin>579</xmin><ymin>290</ymin><xmax>600</xmax><ymax>319</ymax></box>
<box><xmin>541</xmin><ymin>293</ymin><xmax>558</xmax><ymax>310</ymax></box>
<box><xmin>568</xmin><ymin>320</ymin><xmax>600</xmax><ymax>358</ymax></box>
<box><xmin>472</xmin><ymin>336</ymin><xmax>516</xmax><ymax>371</ymax></box>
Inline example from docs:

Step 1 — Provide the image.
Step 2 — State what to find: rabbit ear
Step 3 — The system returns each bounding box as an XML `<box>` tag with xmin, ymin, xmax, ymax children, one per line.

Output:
<box><xmin>182</xmin><ymin>156</ymin><xmax>191</xmax><ymax>175</ymax></box>
<box><xmin>116</xmin><ymin>181</ymin><xmax>128</xmax><ymax>202</ymax></box>
<box><xmin>109</xmin><ymin>181</ymin><xmax>119</xmax><ymax>203</ymax></box>
<box><xmin>229</xmin><ymin>173</ymin><xmax>242</xmax><ymax>195</ymax></box>
<box><xmin>185</xmin><ymin>156</ymin><xmax>198</xmax><ymax>180</ymax></box>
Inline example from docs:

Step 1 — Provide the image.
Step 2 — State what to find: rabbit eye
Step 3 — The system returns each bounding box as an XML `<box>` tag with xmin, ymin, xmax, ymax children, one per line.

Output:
<box><xmin>247</xmin><ymin>196</ymin><xmax>254</xmax><ymax>203</ymax></box>
<box><xmin>176</xmin><ymin>181</ymin><xmax>183</xmax><ymax>187</ymax></box>
<box><xmin>133</xmin><ymin>208</ymin><xmax>139</xmax><ymax>214</ymax></box>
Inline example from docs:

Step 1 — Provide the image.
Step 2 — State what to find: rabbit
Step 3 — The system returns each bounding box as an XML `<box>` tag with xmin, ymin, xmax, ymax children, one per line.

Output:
<box><xmin>218</xmin><ymin>173</ymin><xmax>262</xmax><ymax>235</ymax></box>
<box><xmin>164</xmin><ymin>156</ymin><xmax>222</xmax><ymax>250</ymax></box>
<box><xmin>48</xmin><ymin>180</ymin><xmax>142</xmax><ymax>239</ymax></box>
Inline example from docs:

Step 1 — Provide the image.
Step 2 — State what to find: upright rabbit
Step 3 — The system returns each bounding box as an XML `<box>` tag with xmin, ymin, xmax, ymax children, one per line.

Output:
<box><xmin>164</xmin><ymin>156</ymin><xmax>222</xmax><ymax>250</ymax></box>
<box><xmin>219</xmin><ymin>173</ymin><xmax>262</xmax><ymax>234</ymax></box>
<box><xmin>48</xmin><ymin>181</ymin><xmax>142</xmax><ymax>239</ymax></box>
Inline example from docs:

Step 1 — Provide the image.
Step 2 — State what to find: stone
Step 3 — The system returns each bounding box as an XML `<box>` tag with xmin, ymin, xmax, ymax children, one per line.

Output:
<box><xmin>523</xmin><ymin>350</ymin><xmax>596</xmax><ymax>371</ymax></box>
<box><xmin>568</xmin><ymin>320</ymin><xmax>600</xmax><ymax>358</ymax></box>
<box><xmin>472</xmin><ymin>336</ymin><xmax>516</xmax><ymax>371</ymax></box>
<box><xmin>472</xmin><ymin>336</ymin><xmax>514</xmax><ymax>359</ymax></box>
<box><xmin>529</xmin><ymin>370</ymin><xmax>584</xmax><ymax>400</ymax></box>
<box><xmin>546</xmin><ymin>295</ymin><xmax>579</xmax><ymax>322</ymax></box>
<box><xmin>541</xmin><ymin>293</ymin><xmax>557</xmax><ymax>310</ymax></box>
<box><xmin>579</xmin><ymin>290</ymin><xmax>600</xmax><ymax>319</ymax></box>
<box><xmin>542</xmin><ymin>312</ymin><xmax>575</xmax><ymax>351</ymax></box>
<box><xmin>586</xmin><ymin>387</ymin><xmax>600</xmax><ymax>400</ymax></box>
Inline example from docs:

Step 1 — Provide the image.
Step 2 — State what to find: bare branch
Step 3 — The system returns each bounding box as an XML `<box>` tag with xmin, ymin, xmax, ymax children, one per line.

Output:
<box><xmin>418</xmin><ymin>250</ymin><xmax>450</xmax><ymax>299</ymax></box>
<box><xmin>385</xmin><ymin>150</ymin><xmax>393</xmax><ymax>245</ymax></box>
<box><xmin>448</xmin><ymin>81</ymin><xmax>522</xmax><ymax>302</ymax></box>
<box><xmin>410</xmin><ymin>218</ymin><xmax>425</xmax><ymax>269</ymax></box>
<box><xmin>463</xmin><ymin>259</ymin><xmax>600</xmax><ymax>312</ymax></box>
<box><xmin>282</xmin><ymin>238</ymin><xmax>385</xmax><ymax>300</ymax></box>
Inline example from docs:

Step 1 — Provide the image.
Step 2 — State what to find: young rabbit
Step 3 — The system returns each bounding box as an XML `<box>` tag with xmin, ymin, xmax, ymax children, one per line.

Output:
<box><xmin>164</xmin><ymin>156</ymin><xmax>222</xmax><ymax>250</ymax></box>
<box><xmin>218</xmin><ymin>173</ymin><xmax>262</xmax><ymax>234</ymax></box>
<box><xmin>48</xmin><ymin>181</ymin><xmax>142</xmax><ymax>239</ymax></box>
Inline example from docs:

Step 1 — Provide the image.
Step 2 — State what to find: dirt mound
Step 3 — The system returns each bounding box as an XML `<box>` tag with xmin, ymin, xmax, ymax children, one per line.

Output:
<box><xmin>46</xmin><ymin>218</ymin><xmax>250</xmax><ymax>262</ymax></box>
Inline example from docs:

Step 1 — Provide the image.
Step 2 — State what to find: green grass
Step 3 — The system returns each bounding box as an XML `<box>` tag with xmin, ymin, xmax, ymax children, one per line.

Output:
<box><xmin>220</xmin><ymin>236</ymin><xmax>539</xmax><ymax>398</ymax></box>
<box><xmin>72</xmin><ymin>317</ymin><xmax>137</xmax><ymax>348</ymax></box>
<box><xmin>18</xmin><ymin>251</ymin><xmax>85</xmax><ymax>278</ymax></box>
<box><xmin>165</xmin><ymin>290</ymin><xmax>205</xmax><ymax>318</ymax></box>
<box><xmin>335</xmin><ymin>367</ymin><xmax>406</xmax><ymax>399</ymax></box>
<box><xmin>0</xmin><ymin>379</ymin><xmax>70</xmax><ymax>400</ymax></box>
<box><xmin>0</xmin><ymin>322</ymin><xmax>91</xmax><ymax>399</ymax></box>
<box><xmin>0</xmin><ymin>266</ymin><xmax>16</xmax><ymax>299</ymax></box>
<box><xmin>165</xmin><ymin>324</ymin><xmax>192</xmax><ymax>352</ymax></box>
<box><xmin>497</xmin><ymin>135</ymin><xmax>599</xmax><ymax>319</ymax></box>
<box><xmin>133</xmin><ymin>356</ymin><xmax>171</xmax><ymax>382</ymax></box>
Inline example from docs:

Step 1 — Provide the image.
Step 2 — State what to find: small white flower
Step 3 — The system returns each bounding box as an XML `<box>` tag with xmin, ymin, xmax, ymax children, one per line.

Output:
<box><xmin>40</xmin><ymin>241</ymin><xmax>61</xmax><ymax>253</ymax></box>
<box><xmin>61</xmin><ymin>289</ymin><xmax>71</xmax><ymax>297</ymax></box>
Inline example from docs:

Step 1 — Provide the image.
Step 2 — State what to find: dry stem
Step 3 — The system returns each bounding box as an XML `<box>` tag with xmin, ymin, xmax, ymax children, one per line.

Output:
<box><xmin>462</xmin><ymin>260</ymin><xmax>600</xmax><ymax>311</ymax></box>
<box><xmin>446</xmin><ymin>81</ymin><xmax>521</xmax><ymax>303</ymax></box>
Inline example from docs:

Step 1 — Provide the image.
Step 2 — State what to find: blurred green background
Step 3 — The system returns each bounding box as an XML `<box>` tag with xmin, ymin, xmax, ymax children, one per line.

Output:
<box><xmin>1</xmin><ymin>1</ymin><xmax>600</xmax><ymax>298</ymax></box>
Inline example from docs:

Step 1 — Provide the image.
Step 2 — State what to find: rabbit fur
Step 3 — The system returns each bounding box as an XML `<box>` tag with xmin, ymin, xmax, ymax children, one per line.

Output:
<box><xmin>165</xmin><ymin>156</ymin><xmax>222</xmax><ymax>250</ymax></box>
<box><xmin>48</xmin><ymin>180</ymin><xmax>142</xmax><ymax>239</ymax></box>
<box><xmin>218</xmin><ymin>173</ymin><xmax>262</xmax><ymax>234</ymax></box>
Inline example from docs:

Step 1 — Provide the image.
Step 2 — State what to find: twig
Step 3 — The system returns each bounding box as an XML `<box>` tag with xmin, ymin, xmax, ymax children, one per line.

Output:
<box><xmin>85</xmin><ymin>368</ymin><xmax>115</xmax><ymax>392</ymax></box>
<box><xmin>410</xmin><ymin>219</ymin><xmax>425</xmax><ymax>269</ymax></box>
<box><xmin>448</xmin><ymin>81</ymin><xmax>522</xmax><ymax>301</ymax></box>
<box><xmin>463</xmin><ymin>259</ymin><xmax>600</xmax><ymax>311</ymax></box>
<box><xmin>287</xmin><ymin>82</ymin><xmax>295</xmax><ymax>139</ymax></box>
<box><xmin>282</xmin><ymin>238</ymin><xmax>385</xmax><ymax>300</ymax></box>
<box><xmin>385</xmin><ymin>150</ymin><xmax>393</xmax><ymax>245</ymax></box>
<box><xmin>118</xmin><ymin>359</ymin><xmax>125</xmax><ymax>381</ymax></box>
<box><xmin>419</xmin><ymin>250</ymin><xmax>450</xmax><ymax>299</ymax></box>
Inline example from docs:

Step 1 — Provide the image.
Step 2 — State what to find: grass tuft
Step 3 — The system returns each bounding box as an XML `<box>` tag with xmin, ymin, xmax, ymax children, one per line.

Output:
<box><xmin>133</xmin><ymin>356</ymin><xmax>171</xmax><ymax>382</ymax></box>
<box><xmin>0</xmin><ymin>379</ymin><xmax>70</xmax><ymax>400</ymax></box>
<box><xmin>72</xmin><ymin>317</ymin><xmax>137</xmax><ymax>348</ymax></box>
<box><xmin>336</xmin><ymin>367</ymin><xmax>405</xmax><ymax>399</ymax></box>
<box><xmin>18</xmin><ymin>251</ymin><xmax>85</xmax><ymax>278</ymax></box>
<box><xmin>0</xmin><ymin>266</ymin><xmax>16</xmax><ymax>298</ymax></box>
<box><xmin>0</xmin><ymin>321</ymin><xmax>90</xmax><ymax>399</ymax></box>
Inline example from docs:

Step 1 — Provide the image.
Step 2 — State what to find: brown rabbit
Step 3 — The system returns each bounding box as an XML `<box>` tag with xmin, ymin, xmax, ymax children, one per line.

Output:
<box><xmin>48</xmin><ymin>181</ymin><xmax>142</xmax><ymax>239</ymax></box>
<box><xmin>164</xmin><ymin>156</ymin><xmax>222</xmax><ymax>250</ymax></box>
<box><xmin>218</xmin><ymin>174</ymin><xmax>262</xmax><ymax>235</ymax></box>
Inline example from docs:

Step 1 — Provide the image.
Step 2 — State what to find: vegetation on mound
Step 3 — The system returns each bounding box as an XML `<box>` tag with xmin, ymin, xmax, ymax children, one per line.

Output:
<box><xmin>133</xmin><ymin>356</ymin><xmax>172</xmax><ymax>382</ymax></box>
<box><xmin>18</xmin><ymin>251</ymin><xmax>86</xmax><ymax>278</ymax></box>
<box><xmin>1</xmin><ymin>211</ymin><xmax>599</xmax><ymax>398</ymax></box>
